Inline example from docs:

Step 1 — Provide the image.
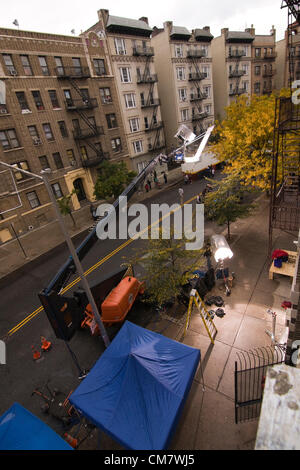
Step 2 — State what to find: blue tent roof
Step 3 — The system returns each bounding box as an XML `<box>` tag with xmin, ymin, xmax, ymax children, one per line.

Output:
<box><xmin>0</xmin><ymin>403</ymin><xmax>73</xmax><ymax>450</ymax></box>
<box><xmin>69</xmin><ymin>321</ymin><xmax>200</xmax><ymax>450</ymax></box>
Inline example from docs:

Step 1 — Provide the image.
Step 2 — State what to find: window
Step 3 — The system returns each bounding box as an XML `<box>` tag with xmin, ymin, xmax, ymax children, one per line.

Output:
<box><xmin>38</xmin><ymin>56</ymin><xmax>49</xmax><ymax>75</ymax></box>
<box><xmin>48</xmin><ymin>90</ymin><xmax>60</xmax><ymax>109</ymax></box>
<box><xmin>93</xmin><ymin>59</ymin><xmax>106</xmax><ymax>76</ymax></box>
<box><xmin>27</xmin><ymin>191</ymin><xmax>40</xmax><ymax>209</ymax></box>
<box><xmin>242</xmin><ymin>81</ymin><xmax>249</xmax><ymax>92</ymax></box>
<box><xmin>67</xmin><ymin>149</ymin><xmax>76</xmax><ymax>166</ymax></box>
<box><xmin>0</xmin><ymin>129</ymin><xmax>20</xmax><ymax>150</ymax></box>
<box><xmin>129</xmin><ymin>118</ymin><xmax>140</xmax><ymax>132</ymax></box>
<box><xmin>124</xmin><ymin>93</ymin><xmax>136</xmax><ymax>109</ymax></box>
<box><xmin>12</xmin><ymin>161</ymin><xmax>29</xmax><ymax>181</ymax></box>
<box><xmin>72</xmin><ymin>57</ymin><xmax>82</xmax><ymax>75</ymax></box>
<box><xmin>114</xmin><ymin>38</ymin><xmax>127</xmax><ymax>55</ymax></box>
<box><xmin>99</xmin><ymin>87</ymin><xmax>112</xmax><ymax>104</ymax></box>
<box><xmin>39</xmin><ymin>155</ymin><xmax>50</xmax><ymax>170</ymax></box>
<box><xmin>58</xmin><ymin>120</ymin><xmax>68</xmax><ymax>138</ymax></box>
<box><xmin>51</xmin><ymin>182</ymin><xmax>63</xmax><ymax>199</ymax></box>
<box><xmin>203</xmin><ymin>85</ymin><xmax>211</xmax><ymax>98</ymax></box>
<box><xmin>202</xmin><ymin>65</ymin><xmax>210</xmax><ymax>78</ymax></box>
<box><xmin>242</xmin><ymin>63</ymin><xmax>249</xmax><ymax>75</ymax></box>
<box><xmin>80</xmin><ymin>146</ymin><xmax>88</xmax><ymax>160</ymax></box>
<box><xmin>106</xmin><ymin>113</ymin><xmax>118</xmax><ymax>129</ymax></box>
<box><xmin>42</xmin><ymin>123</ymin><xmax>54</xmax><ymax>141</ymax></box>
<box><xmin>15</xmin><ymin>92</ymin><xmax>30</xmax><ymax>112</ymax></box>
<box><xmin>255</xmin><ymin>48</ymin><xmax>261</xmax><ymax>58</ymax></box>
<box><xmin>176</xmin><ymin>67</ymin><xmax>185</xmax><ymax>80</ymax></box>
<box><xmin>20</xmin><ymin>55</ymin><xmax>33</xmax><ymax>76</ymax></box>
<box><xmin>255</xmin><ymin>66</ymin><xmax>261</xmax><ymax>76</ymax></box>
<box><xmin>120</xmin><ymin>67</ymin><xmax>131</xmax><ymax>83</ymax></box>
<box><xmin>175</xmin><ymin>44</ymin><xmax>183</xmax><ymax>58</ymax></box>
<box><xmin>132</xmin><ymin>140</ymin><xmax>143</xmax><ymax>154</ymax></box>
<box><xmin>55</xmin><ymin>57</ymin><xmax>64</xmax><ymax>76</ymax></box>
<box><xmin>63</xmin><ymin>89</ymin><xmax>73</xmax><ymax>107</ymax></box>
<box><xmin>3</xmin><ymin>54</ymin><xmax>16</xmax><ymax>74</ymax></box>
<box><xmin>28</xmin><ymin>125</ymin><xmax>41</xmax><ymax>145</ymax></box>
<box><xmin>178</xmin><ymin>88</ymin><xmax>187</xmax><ymax>102</ymax></box>
<box><xmin>137</xmin><ymin>161</ymin><xmax>147</xmax><ymax>173</ymax></box>
<box><xmin>204</xmin><ymin>104</ymin><xmax>211</xmax><ymax>114</ymax></box>
<box><xmin>111</xmin><ymin>137</ymin><xmax>122</xmax><ymax>153</ymax></box>
<box><xmin>180</xmin><ymin>109</ymin><xmax>189</xmax><ymax>121</ymax></box>
<box><xmin>32</xmin><ymin>90</ymin><xmax>44</xmax><ymax>110</ymax></box>
<box><xmin>52</xmin><ymin>152</ymin><xmax>64</xmax><ymax>169</ymax></box>
<box><xmin>254</xmin><ymin>82</ymin><xmax>261</xmax><ymax>94</ymax></box>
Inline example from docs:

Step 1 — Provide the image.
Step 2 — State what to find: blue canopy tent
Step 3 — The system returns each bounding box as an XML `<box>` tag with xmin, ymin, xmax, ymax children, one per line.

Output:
<box><xmin>69</xmin><ymin>321</ymin><xmax>200</xmax><ymax>450</ymax></box>
<box><xmin>0</xmin><ymin>403</ymin><xmax>73</xmax><ymax>450</ymax></box>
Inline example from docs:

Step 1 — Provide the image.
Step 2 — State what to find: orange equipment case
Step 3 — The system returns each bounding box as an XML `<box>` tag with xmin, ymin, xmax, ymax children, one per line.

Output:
<box><xmin>101</xmin><ymin>276</ymin><xmax>144</xmax><ymax>324</ymax></box>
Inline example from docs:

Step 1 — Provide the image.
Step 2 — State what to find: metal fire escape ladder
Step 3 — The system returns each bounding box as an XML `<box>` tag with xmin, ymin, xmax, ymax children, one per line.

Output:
<box><xmin>68</xmin><ymin>78</ymin><xmax>106</xmax><ymax>162</ymax></box>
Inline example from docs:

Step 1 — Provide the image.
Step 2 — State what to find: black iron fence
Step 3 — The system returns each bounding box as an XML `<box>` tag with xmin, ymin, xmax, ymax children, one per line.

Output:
<box><xmin>234</xmin><ymin>346</ymin><xmax>285</xmax><ymax>424</ymax></box>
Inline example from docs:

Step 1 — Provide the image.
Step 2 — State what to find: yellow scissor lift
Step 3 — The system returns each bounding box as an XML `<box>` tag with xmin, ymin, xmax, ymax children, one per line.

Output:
<box><xmin>184</xmin><ymin>289</ymin><xmax>218</xmax><ymax>344</ymax></box>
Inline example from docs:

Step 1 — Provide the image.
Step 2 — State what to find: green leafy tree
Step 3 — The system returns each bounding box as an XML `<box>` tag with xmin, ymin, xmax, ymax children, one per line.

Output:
<box><xmin>57</xmin><ymin>189</ymin><xmax>78</xmax><ymax>227</ymax></box>
<box><xmin>94</xmin><ymin>160</ymin><xmax>136</xmax><ymax>200</ymax></box>
<box><xmin>204</xmin><ymin>174</ymin><xmax>255</xmax><ymax>240</ymax></box>
<box><xmin>128</xmin><ymin>227</ymin><xmax>204</xmax><ymax>307</ymax></box>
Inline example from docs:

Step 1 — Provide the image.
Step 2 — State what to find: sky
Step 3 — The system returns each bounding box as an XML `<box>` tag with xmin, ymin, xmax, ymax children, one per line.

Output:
<box><xmin>0</xmin><ymin>0</ymin><xmax>289</xmax><ymax>41</ymax></box>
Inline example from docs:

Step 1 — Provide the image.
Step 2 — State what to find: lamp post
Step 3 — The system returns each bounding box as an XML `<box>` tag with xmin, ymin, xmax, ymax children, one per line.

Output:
<box><xmin>0</xmin><ymin>162</ymin><xmax>110</xmax><ymax>350</ymax></box>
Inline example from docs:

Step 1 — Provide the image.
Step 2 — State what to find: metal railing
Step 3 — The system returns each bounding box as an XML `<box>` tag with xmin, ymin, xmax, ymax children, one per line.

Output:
<box><xmin>72</xmin><ymin>125</ymin><xmax>104</xmax><ymax>140</ymax></box>
<box><xmin>55</xmin><ymin>66</ymin><xmax>90</xmax><ymax>79</ymax></box>
<box><xmin>188</xmin><ymin>72</ymin><xmax>207</xmax><ymax>81</ymax></box>
<box><xmin>65</xmin><ymin>98</ymin><xmax>98</xmax><ymax>111</ymax></box>
<box><xmin>133</xmin><ymin>46</ymin><xmax>154</xmax><ymax>57</ymax></box>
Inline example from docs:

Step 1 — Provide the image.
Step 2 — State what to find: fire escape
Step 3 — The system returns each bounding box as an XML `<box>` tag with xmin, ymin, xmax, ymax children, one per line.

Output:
<box><xmin>187</xmin><ymin>49</ymin><xmax>209</xmax><ymax>134</ymax></box>
<box><xmin>134</xmin><ymin>46</ymin><xmax>165</xmax><ymax>153</ymax></box>
<box><xmin>269</xmin><ymin>1</ymin><xmax>300</xmax><ymax>252</ymax></box>
<box><xmin>56</xmin><ymin>64</ymin><xmax>108</xmax><ymax>168</ymax></box>
<box><xmin>228</xmin><ymin>48</ymin><xmax>246</xmax><ymax>97</ymax></box>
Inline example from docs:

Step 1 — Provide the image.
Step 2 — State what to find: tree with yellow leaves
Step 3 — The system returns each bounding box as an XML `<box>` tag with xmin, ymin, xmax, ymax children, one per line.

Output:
<box><xmin>212</xmin><ymin>91</ymin><xmax>290</xmax><ymax>191</ymax></box>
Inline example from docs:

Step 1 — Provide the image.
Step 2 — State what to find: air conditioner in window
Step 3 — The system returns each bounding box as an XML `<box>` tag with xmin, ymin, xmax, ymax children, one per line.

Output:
<box><xmin>33</xmin><ymin>138</ymin><xmax>42</xmax><ymax>146</ymax></box>
<box><xmin>10</xmin><ymin>69</ymin><xmax>17</xmax><ymax>76</ymax></box>
<box><xmin>0</xmin><ymin>108</ymin><xmax>8</xmax><ymax>114</ymax></box>
<box><xmin>70</xmin><ymin>159</ymin><xmax>76</xmax><ymax>166</ymax></box>
<box><xmin>118</xmin><ymin>50</ymin><xmax>126</xmax><ymax>55</ymax></box>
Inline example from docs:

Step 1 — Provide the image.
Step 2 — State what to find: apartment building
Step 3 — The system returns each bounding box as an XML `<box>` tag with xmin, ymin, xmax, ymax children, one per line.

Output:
<box><xmin>212</xmin><ymin>26</ymin><xmax>276</xmax><ymax>120</ymax></box>
<box><xmin>0</xmin><ymin>26</ymin><xmax>128</xmax><ymax>242</ymax></box>
<box><xmin>85</xmin><ymin>9</ymin><xmax>167</xmax><ymax>174</ymax></box>
<box><xmin>276</xmin><ymin>22</ymin><xmax>300</xmax><ymax>89</ymax></box>
<box><xmin>151</xmin><ymin>22</ymin><xmax>215</xmax><ymax>151</ymax></box>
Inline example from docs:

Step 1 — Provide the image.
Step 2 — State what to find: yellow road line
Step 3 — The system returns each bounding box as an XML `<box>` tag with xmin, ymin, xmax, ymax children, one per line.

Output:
<box><xmin>7</xmin><ymin>194</ymin><xmax>198</xmax><ymax>336</ymax></box>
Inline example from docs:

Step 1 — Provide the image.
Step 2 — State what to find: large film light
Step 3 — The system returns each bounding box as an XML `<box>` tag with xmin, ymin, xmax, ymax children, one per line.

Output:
<box><xmin>210</xmin><ymin>234</ymin><xmax>233</xmax><ymax>262</ymax></box>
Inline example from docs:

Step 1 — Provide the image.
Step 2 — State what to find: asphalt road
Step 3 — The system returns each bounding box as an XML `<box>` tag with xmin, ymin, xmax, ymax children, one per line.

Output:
<box><xmin>0</xmin><ymin>170</ymin><xmax>225</xmax><ymax>435</ymax></box>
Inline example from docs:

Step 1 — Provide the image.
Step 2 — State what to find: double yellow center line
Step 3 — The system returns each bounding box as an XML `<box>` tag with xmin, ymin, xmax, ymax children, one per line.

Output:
<box><xmin>7</xmin><ymin>194</ymin><xmax>197</xmax><ymax>337</ymax></box>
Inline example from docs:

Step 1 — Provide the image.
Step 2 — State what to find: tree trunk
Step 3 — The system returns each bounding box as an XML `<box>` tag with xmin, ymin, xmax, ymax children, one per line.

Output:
<box><xmin>227</xmin><ymin>220</ymin><xmax>230</xmax><ymax>241</ymax></box>
<box><xmin>69</xmin><ymin>212</ymin><xmax>76</xmax><ymax>227</ymax></box>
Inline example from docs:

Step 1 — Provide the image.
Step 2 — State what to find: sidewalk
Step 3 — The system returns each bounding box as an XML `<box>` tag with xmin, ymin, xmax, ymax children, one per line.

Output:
<box><xmin>0</xmin><ymin>166</ymin><xmax>184</xmax><ymax>283</ymax></box>
<box><xmin>76</xmin><ymin>193</ymin><xmax>297</xmax><ymax>450</ymax></box>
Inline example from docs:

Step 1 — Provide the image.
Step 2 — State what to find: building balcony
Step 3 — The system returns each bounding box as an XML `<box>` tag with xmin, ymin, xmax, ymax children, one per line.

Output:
<box><xmin>190</xmin><ymin>92</ymin><xmax>208</xmax><ymax>101</ymax></box>
<box><xmin>137</xmin><ymin>74</ymin><xmax>158</xmax><ymax>84</ymax></box>
<box><xmin>141</xmin><ymin>98</ymin><xmax>160</xmax><ymax>108</ymax></box>
<box><xmin>262</xmin><ymin>87</ymin><xmax>273</xmax><ymax>95</ymax></box>
<box><xmin>73</xmin><ymin>126</ymin><xmax>104</xmax><ymax>140</ymax></box>
<box><xmin>187</xmin><ymin>49</ymin><xmax>207</xmax><ymax>58</ymax></box>
<box><xmin>188</xmin><ymin>72</ymin><xmax>207</xmax><ymax>81</ymax></box>
<box><xmin>229</xmin><ymin>87</ymin><xmax>246</xmax><ymax>96</ymax></box>
<box><xmin>133</xmin><ymin>46</ymin><xmax>154</xmax><ymax>57</ymax></box>
<box><xmin>192</xmin><ymin>111</ymin><xmax>209</xmax><ymax>121</ymax></box>
<box><xmin>263</xmin><ymin>52</ymin><xmax>277</xmax><ymax>59</ymax></box>
<box><xmin>228</xmin><ymin>69</ymin><xmax>246</xmax><ymax>78</ymax></box>
<box><xmin>56</xmin><ymin>66</ymin><xmax>90</xmax><ymax>79</ymax></box>
<box><xmin>262</xmin><ymin>69</ymin><xmax>275</xmax><ymax>77</ymax></box>
<box><xmin>144</xmin><ymin>121</ymin><xmax>164</xmax><ymax>132</ymax></box>
<box><xmin>65</xmin><ymin>98</ymin><xmax>98</xmax><ymax>111</ymax></box>
<box><xmin>228</xmin><ymin>50</ymin><xmax>246</xmax><ymax>58</ymax></box>
<box><xmin>81</xmin><ymin>153</ymin><xmax>109</xmax><ymax>168</ymax></box>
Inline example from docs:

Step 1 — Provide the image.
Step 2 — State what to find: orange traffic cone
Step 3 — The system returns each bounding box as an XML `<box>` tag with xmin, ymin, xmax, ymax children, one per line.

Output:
<box><xmin>31</xmin><ymin>345</ymin><xmax>41</xmax><ymax>361</ymax></box>
<box><xmin>41</xmin><ymin>336</ymin><xmax>52</xmax><ymax>352</ymax></box>
<box><xmin>64</xmin><ymin>433</ymin><xmax>78</xmax><ymax>449</ymax></box>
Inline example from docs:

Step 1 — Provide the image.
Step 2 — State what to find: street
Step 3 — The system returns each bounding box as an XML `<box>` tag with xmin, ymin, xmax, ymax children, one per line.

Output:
<box><xmin>0</xmin><ymin>170</ymin><xmax>224</xmax><ymax>435</ymax></box>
